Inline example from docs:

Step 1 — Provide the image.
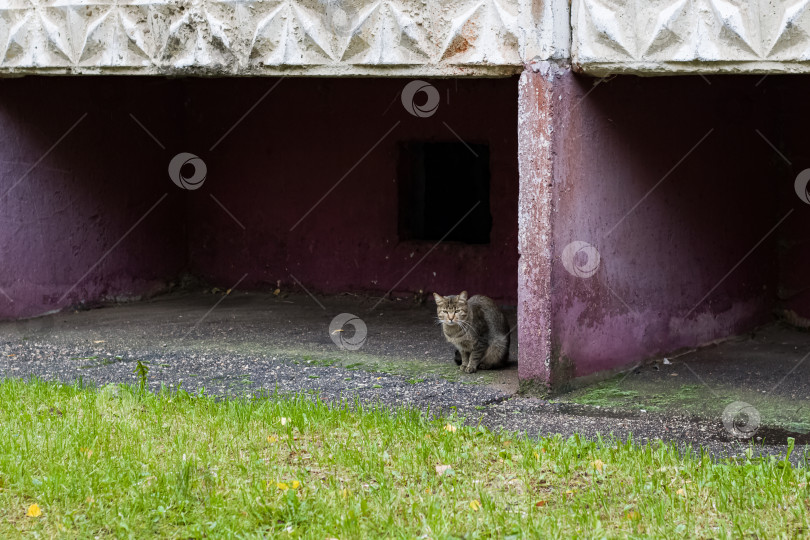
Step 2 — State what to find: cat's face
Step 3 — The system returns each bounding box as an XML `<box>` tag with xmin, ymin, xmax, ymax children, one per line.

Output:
<box><xmin>433</xmin><ymin>291</ymin><xmax>468</xmax><ymax>326</ymax></box>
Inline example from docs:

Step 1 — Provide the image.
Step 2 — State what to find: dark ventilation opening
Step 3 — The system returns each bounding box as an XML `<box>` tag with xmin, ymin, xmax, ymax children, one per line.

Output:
<box><xmin>398</xmin><ymin>141</ymin><xmax>492</xmax><ymax>244</ymax></box>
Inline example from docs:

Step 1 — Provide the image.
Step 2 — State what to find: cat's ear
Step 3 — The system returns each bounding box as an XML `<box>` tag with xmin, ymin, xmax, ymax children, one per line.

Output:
<box><xmin>433</xmin><ymin>293</ymin><xmax>444</xmax><ymax>305</ymax></box>
<box><xmin>458</xmin><ymin>291</ymin><xmax>468</xmax><ymax>302</ymax></box>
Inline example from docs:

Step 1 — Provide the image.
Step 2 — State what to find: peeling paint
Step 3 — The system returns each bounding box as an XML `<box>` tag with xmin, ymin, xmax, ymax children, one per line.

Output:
<box><xmin>516</xmin><ymin>67</ymin><xmax>556</xmax><ymax>392</ymax></box>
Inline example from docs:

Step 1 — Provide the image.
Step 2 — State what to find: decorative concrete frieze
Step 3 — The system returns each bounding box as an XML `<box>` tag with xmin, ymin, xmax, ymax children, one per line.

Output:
<box><xmin>0</xmin><ymin>0</ymin><xmax>564</xmax><ymax>76</ymax></box>
<box><xmin>573</xmin><ymin>0</ymin><xmax>810</xmax><ymax>74</ymax></box>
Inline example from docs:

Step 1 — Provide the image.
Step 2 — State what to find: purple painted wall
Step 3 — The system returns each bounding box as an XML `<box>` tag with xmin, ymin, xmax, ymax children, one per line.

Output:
<box><xmin>181</xmin><ymin>78</ymin><xmax>519</xmax><ymax>303</ymax></box>
<box><xmin>519</xmin><ymin>67</ymin><xmax>805</xmax><ymax>392</ymax></box>
<box><xmin>769</xmin><ymin>77</ymin><xmax>810</xmax><ymax>317</ymax></box>
<box><xmin>554</xmin><ymin>72</ymin><xmax>785</xmax><ymax>380</ymax></box>
<box><xmin>1</xmin><ymin>77</ymin><xmax>519</xmax><ymax>322</ymax></box>
<box><xmin>0</xmin><ymin>78</ymin><xmax>187</xmax><ymax>319</ymax></box>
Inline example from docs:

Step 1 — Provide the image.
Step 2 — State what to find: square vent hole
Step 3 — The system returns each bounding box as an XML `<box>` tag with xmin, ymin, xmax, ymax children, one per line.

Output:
<box><xmin>398</xmin><ymin>141</ymin><xmax>492</xmax><ymax>244</ymax></box>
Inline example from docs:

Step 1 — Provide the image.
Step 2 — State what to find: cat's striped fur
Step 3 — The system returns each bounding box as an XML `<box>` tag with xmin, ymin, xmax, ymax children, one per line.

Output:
<box><xmin>433</xmin><ymin>291</ymin><xmax>510</xmax><ymax>373</ymax></box>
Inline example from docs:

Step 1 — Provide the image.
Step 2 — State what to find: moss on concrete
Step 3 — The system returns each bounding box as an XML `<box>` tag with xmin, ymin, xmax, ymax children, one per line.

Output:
<box><xmin>518</xmin><ymin>377</ymin><xmax>550</xmax><ymax>398</ymax></box>
<box><xmin>563</xmin><ymin>376</ymin><xmax>810</xmax><ymax>434</ymax></box>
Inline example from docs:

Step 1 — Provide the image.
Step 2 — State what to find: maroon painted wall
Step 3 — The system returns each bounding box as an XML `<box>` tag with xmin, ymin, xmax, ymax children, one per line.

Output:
<box><xmin>181</xmin><ymin>78</ymin><xmax>519</xmax><ymax>303</ymax></box>
<box><xmin>1</xmin><ymin>77</ymin><xmax>519</xmax><ymax>322</ymax></box>
<box><xmin>0</xmin><ymin>78</ymin><xmax>187</xmax><ymax>319</ymax></box>
<box><xmin>768</xmin><ymin>76</ymin><xmax>810</xmax><ymax>318</ymax></box>
<box><xmin>524</xmin><ymin>70</ymin><xmax>804</xmax><ymax>388</ymax></box>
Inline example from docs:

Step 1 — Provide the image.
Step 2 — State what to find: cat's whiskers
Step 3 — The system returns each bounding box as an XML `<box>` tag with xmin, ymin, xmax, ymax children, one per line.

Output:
<box><xmin>456</xmin><ymin>318</ymin><xmax>479</xmax><ymax>338</ymax></box>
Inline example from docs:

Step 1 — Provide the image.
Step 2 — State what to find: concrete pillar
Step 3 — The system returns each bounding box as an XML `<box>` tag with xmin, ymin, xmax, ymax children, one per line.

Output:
<box><xmin>517</xmin><ymin>66</ymin><xmax>795</xmax><ymax>395</ymax></box>
<box><xmin>517</xmin><ymin>62</ymin><xmax>557</xmax><ymax>395</ymax></box>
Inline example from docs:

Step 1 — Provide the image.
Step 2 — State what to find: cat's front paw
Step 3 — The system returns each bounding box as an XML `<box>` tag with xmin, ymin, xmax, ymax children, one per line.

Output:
<box><xmin>463</xmin><ymin>366</ymin><xmax>478</xmax><ymax>374</ymax></box>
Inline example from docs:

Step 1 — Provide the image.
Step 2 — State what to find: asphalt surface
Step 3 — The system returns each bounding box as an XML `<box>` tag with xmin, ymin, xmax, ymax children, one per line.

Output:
<box><xmin>1</xmin><ymin>291</ymin><xmax>807</xmax><ymax>464</ymax></box>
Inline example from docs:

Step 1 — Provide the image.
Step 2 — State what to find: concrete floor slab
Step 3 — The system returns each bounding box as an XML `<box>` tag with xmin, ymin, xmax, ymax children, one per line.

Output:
<box><xmin>562</xmin><ymin>325</ymin><xmax>810</xmax><ymax>437</ymax></box>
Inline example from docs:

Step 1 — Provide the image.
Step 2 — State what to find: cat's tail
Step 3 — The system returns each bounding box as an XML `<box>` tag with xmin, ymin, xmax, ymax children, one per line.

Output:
<box><xmin>480</xmin><ymin>334</ymin><xmax>510</xmax><ymax>369</ymax></box>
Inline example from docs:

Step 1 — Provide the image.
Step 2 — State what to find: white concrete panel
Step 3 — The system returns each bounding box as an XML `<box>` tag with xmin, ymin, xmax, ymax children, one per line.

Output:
<box><xmin>0</xmin><ymin>0</ymin><xmax>562</xmax><ymax>76</ymax></box>
<box><xmin>573</xmin><ymin>0</ymin><xmax>810</xmax><ymax>74</ymax></box>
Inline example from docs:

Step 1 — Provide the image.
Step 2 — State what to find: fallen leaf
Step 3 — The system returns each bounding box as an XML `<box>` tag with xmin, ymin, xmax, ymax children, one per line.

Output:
<box><xmin>676</xmin><ymin>488</ymin><xmax>686</xmax><ymax>496</ymax></box>
<box><xmin>80</xmin><ymin>447</ymin><xmax>93</xmax><ymax>458</ymax></box>
<box><xmin>291</xmin><ymin>480</ymin><xmax>300</xmax><ymax>489</ymax></box>
<box><xmin>26</xmin><ymin>504</ymin><xmax>41</xmax><ymax>517</ymax></box>
<box><xmin>341</xmin><ymin>488</ymin><xmax>350</xmax><ymax>499</ymax></box>
<box><xmin>435</xmin><ymin>464</ymin><xmax>452</xmax><ymax>476</ymax></box>
<box><xmin>267</xmin><ymin>435</ymin><xmax>278</xmax><ymax>443</ymax></box>
<box><xmin>277</xmin><ymin>482</ymin><xmax>289</xmax><ymax>491</ymax></box>
<box><xmin>625</xmin><ymin>510</ymin><xmax>640</xmax><ymax>520</ymax></box>
<box><xmin>591</xmin><ymin>459</ymin><xmax>604</xmax><ymax>472</ymax></box>
<box><xmin>535</xmin><ymin>500</ymin><xmax>547</xmax><ymax>507</ymax></box>
<box><xmin>273</xmin><ymin>289</ymin><xmax>281</xmax><ymax>296</ymax></box>
<box><xmin>444</xmin><ymin>424</ymin><xmax>457</xmax><ymax>433</ymax></box>
<box><xmin>469</xmin><ymin>500</ymin><xmax>481</xmax><ymax>511</ymax></box>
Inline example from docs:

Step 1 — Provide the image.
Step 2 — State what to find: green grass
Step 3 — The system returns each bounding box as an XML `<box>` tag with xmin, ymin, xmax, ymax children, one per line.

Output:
<box><xmin>1</xmin><ymin>379</ymin><xmax>808</xmax><ymax>538</ymax></box>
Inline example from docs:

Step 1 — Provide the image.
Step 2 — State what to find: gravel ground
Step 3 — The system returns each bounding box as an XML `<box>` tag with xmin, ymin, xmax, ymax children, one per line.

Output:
<box><xmin>1</xmin><ymin>291</ymin><xmax>807</xmax><ymax>465</ymax></box>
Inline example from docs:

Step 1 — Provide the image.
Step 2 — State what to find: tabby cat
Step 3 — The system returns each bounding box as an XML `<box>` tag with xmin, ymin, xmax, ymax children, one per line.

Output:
<box><xmin>433</xmin><ymin>291</ymin><xmax>510</xmax><ymax>373</ymax></box>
